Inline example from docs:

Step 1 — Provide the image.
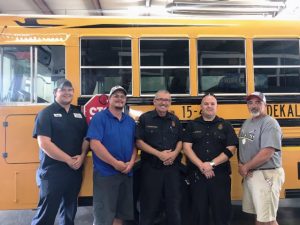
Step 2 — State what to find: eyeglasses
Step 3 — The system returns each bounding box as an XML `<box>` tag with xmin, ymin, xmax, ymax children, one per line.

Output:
<box><xmin>155</xmin><ymin>98</ymin><xmax>171</xmax><ymax>103</ymax></box>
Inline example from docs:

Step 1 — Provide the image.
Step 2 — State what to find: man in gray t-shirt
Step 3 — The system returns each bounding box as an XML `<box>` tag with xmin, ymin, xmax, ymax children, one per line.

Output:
<box><xmin>238</xmin><ymin>92</ymin><xmax>285</xmax><ymax>225</ymax></box>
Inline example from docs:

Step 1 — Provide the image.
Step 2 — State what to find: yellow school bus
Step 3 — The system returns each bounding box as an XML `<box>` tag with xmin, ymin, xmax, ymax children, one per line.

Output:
<box><xmin>1</xmin><ymin>15</ymin><xmax>300</xmax><ymax>210</ymax></box>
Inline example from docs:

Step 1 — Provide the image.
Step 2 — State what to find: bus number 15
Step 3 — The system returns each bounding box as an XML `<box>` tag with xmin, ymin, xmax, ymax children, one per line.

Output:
<box><xmin>182</xmin><ymin>105</ymin><xmax>193</xmax><ymax>119</ymax></box>
<box><xmin>182</xmin><ymin>105</ymin><xmax>201</xmax><ymax>120</ymax></box>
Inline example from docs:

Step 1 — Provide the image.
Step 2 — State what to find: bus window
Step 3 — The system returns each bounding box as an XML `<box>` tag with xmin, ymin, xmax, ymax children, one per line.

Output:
<box><xmin>197</xmin><ymin>39</ymin><xmax>246</xmax><ymax>93</ymax></box>
<box><xmin>140</xmin><ymin>39</ymin><xmax>189</xmax><ymax>95</ymax></box>
<box><xmin>36</xmin><ymin>46</ymin><xmax>65</xmax><ymax>103</ymax></box>
<box><xmin>0</xmin><ymin>46</ymin><xmax>31</xmax><ymax>103</ymax></box>
<box><xmin>81</xmin><ymin>38</ymin><xmax>132</xmax><ymax>95</ymax></box>
<box><xmin>0</xmin><ymin>45</ymin><xmax>65</xmax><ymax>104</ymax></box>
<box><xmin>253</xmin><ymin>39</ymin><xmax>300</xmax><ymax>93</ymax></box>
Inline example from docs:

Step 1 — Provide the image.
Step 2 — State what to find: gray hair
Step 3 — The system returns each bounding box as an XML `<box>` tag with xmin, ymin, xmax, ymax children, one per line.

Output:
<box><xmin>154</xmin><ymin>90</ymin><xmax>170</xmax><ymax>99</ymax></box>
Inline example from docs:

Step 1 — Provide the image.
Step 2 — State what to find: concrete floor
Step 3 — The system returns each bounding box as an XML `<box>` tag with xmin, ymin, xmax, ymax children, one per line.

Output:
<box><xmin>0</xmin><ymin>199</ymin><xmax>299</xmax><ymax>225</ymax></box>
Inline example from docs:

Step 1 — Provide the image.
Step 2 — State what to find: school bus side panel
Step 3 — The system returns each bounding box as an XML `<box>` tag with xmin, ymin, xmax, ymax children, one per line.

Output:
<box><xmin>0</xmin><ymin>106</ymin><xmax>43</xmax><ymax>209</ymax></box>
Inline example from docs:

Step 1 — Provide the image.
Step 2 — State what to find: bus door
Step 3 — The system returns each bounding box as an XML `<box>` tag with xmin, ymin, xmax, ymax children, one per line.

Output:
<box><xmin>3</xmin><ymin>114</ymin><xmax>39</xmax><ymax>164</ymax></box>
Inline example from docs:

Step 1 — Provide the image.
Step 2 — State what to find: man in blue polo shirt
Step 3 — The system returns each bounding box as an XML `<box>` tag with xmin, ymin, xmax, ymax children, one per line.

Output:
<box><xmin>31</xmin><ymin>79</ymin><xmax>89</xmax><ymax>225</ymax></box>
<box><xmin>87</xmin><ymin>86</ymin><xmax>137</xmax><ymax>225</ymax></box>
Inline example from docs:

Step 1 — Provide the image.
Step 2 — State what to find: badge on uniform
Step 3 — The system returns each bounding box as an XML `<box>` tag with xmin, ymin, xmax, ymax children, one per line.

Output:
<box><xmin>172</xmin><ymin>121</ymin><xmax>176</xmax><ymax>127</ymax></box>
<box><xmin>218</xmin><ymin>123</ymin><xmax>223</xmax><ymax>130</ymax></box>
<box><xmin>53</xmin><ymin>113</ymin><xmax>62</xmax><ymax>117</ymax></box>
<box><xmin>73</xmin><ymin>113</ymin><xmax>83</xmax><ymax>118</ymax></box>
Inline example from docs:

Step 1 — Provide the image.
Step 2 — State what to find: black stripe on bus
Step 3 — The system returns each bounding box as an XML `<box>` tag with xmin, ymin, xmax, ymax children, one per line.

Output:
<box><xmin>224</xmin><ymin>119</ymin><xmax>300</xmax><ymax>128</ymax></box>
<box><xmin>282</xmin><ymin>138</ymin><xmax>300</xmax><ymax>147</ymax></box>
<box><xmin>78</xmin><ymin>96</ymin><xmax>246</xmax><ymax>105</ymax></box>
<box><xmin>79</xmin><ymin>95</ymin><xmax>300</xmax><ymax>106</ymax></box>
<box><xmin>276</xmin><ymin>119</ymin><xmax>300</xmax><ymax>127</ymax></box>
<box><xmin>285</xmin><ymin>189</ymin><xmax>300</xmax><ymax>198</ymax></box>
<box><xmin>230</xmin><ymin>119</ymin><xmax>300</xmax><ymax>128</ymax></box>
<box><xmin>127</xmin><ymin>96</ymin><xmax>245</xmax><ymax>104</ymax></box>
<box><xmin>299</xmin><ymin>162</ymin><xmax>300</xmax><ymax>180</ymax></box>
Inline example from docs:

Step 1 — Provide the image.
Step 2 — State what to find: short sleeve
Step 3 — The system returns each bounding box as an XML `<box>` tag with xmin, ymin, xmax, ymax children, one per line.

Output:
<box><xmin>260</xmin><ymin>119</ymin><xmax>282</xmax><ymax>151</ymax></box>
<box><xmin>32</xmin><ymin>109</ymin><xmax>51</xmax><ymax>139</ymax></box>
<box><xmin>135</xmin><ymin>113</ymin><xmax>146</xmax><ymax>140</ymax></box>
<box><xmin>183</xmin><ymin>121</ymin><xmax>194</xmax><ymax>143</ymax></box>
<box><xmin>175</xmin><ymin>117</ymin><xmax>183</xmax><ymax>141</ymax></box>
<box><xmin>225</xmin><ymin>121</ymin><xmax>239</xmax><ymax>147</ymax></box>
<box><xmin>86</xmin><ymin>112</ymin><xmax>105</xmax><ymax>142</ymax></box>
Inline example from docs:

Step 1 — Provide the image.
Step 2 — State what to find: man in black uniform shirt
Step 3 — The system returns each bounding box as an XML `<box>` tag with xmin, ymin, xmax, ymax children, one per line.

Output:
<box><xmin>136</xmin><ymin>90</ymin><xmax>182</xmax><ymax>225</ymax></box>
<box><xmin>183</xmin><ymin>93</ymin><xmax>238</xmax><ymax>225</ymax></box>
<box><xmin>31</xmin><ymin>79</ymin><xmax>89</xmax><ymax>225</ymax></box>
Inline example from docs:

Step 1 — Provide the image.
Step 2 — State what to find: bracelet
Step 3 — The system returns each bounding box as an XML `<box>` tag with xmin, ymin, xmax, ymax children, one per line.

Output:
<box><xmin>209</xmin><ymin>160</ymin><xmax>216</xmax><ymax>168</ymax></box>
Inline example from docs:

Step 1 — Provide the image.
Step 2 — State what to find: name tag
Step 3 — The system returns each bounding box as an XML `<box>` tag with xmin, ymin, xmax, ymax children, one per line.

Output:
<box><xmin>193</xmin><ymin>130</ymin><xmax>202</xmax><ymax>133</ymax></box>
<box><xmin>53</xmin><ymin>113</ymin><xmax>62</xmax><ymax>117</ymax></box>
<box><xmin>73</xmin><ymin>113</ymin><xmax>83</xmax><ymax>118</ymax></box>
<box><xmin>146</xmin><ymin>125</ymin><xmax>158</xmax><ymax>128</ymax></box>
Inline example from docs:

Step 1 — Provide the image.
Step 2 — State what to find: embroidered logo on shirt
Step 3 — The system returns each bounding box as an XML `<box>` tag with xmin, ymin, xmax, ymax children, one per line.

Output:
<box><xmin>239</xmin><ymin>129</ymin><xmax>256</xmax><ymax>144</ymax></box>
<box><xmin>53</xmin><ymin>113</ymin><xmax>62</xmax><ymax>117</ymax></box>
<box><xmin>73</xmin><ymin>113</ymin><xmax>83</xmax><ymax>118</ymax></box>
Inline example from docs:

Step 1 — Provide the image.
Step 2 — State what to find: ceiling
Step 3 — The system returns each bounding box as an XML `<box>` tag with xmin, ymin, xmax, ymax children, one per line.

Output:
<box><xmin>0</xmin><ymin>0</ymin><xmax>299</xmax><ymax>18</ymax></box>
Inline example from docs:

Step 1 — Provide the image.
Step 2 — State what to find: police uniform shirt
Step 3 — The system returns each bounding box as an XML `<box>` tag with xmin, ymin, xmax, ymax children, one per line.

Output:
<box><xmin>33</xmin><ymin>101</ymin><xmax>88</xmax><ymax>173</ymax></box>
<box><xmin>135</xmin><ymin>110</ymin><xmax>183</xmax><ymax>165</ymax></box>
<box><xmin>183</xmin><ymin>116</ymin><xmax>238</xmax><ymax>174</ymax></box>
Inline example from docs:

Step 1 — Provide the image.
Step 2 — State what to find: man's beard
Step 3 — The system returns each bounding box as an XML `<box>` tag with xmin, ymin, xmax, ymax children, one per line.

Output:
<box><xmin>250</xmin><ymin>110</ymin><xmax>260</xmax><ymax>118</ymax></box>
<box><xmin>115</xmin><ymin>106</ymin><xmax>123</xmax><ymax>110</ymax></box>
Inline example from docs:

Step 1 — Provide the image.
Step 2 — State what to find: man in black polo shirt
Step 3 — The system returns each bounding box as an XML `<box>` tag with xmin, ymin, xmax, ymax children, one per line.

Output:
<box><xmin>183</xmin><ymin>93</ymin><xmax>238</xmax><ymax>225</ymax></box>
<box><xmin>136</xmin><ymin>90</ymin><xmax>183</xmax><ymax>225</ymax></box>
<box><xmin>31</xmin><ymin>79</ymin><xmax>89</xmax><ymax>225</ymax></box>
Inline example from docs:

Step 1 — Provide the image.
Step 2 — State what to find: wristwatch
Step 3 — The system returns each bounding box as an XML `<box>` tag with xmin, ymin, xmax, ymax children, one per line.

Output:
<box><xmin>209</xmin><ymin>160</ymin><xmax>216</xmax><ymax>168</ymax></box>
